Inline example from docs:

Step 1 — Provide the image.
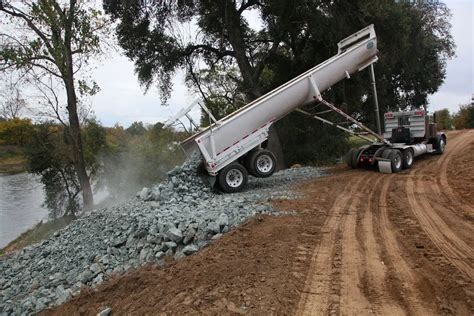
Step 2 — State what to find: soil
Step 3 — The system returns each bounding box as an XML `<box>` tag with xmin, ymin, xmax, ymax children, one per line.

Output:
<box><xmin>46</xmin><ymin>130</ymin><xmax>474</xmax><ymax>315</ymax></box>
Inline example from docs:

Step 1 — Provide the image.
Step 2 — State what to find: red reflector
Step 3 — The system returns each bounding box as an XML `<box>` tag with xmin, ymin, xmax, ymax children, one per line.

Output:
<box><xmin>415</xmin><ymin>110</ymin><xmax>424</xmax><ymax>116</ymax></box>
<box><xmin>369</xmin><ymin>158</ymin><xmax>373</xmax><ymax>162</ymax></box>
<box><xmin>360</xmin><ymin>157</ymin><xmax>364</xmax><ymax>161</ymax></box>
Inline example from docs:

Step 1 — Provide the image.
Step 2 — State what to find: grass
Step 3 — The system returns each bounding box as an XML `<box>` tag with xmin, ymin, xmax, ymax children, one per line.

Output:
<box><xmin>347</xmin><ymin>134</ymin><xmax>376</xmax><ymax>148</ymax></box>
<box><xmin>0</xmin><ymin>145</ymin><xmax>27</xmax><ymax>173</ymax></box>
<box><xmin>0</xmin><ymin>215</ymin><xmax>76</xmax><ymax>256</ymax></box>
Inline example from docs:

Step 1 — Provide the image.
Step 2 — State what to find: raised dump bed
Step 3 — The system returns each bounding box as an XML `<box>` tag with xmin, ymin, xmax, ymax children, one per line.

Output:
<box><xmin>168</xmin><ymin>25</ymin><xmax>379</xmax><ymax>192</ymax></box>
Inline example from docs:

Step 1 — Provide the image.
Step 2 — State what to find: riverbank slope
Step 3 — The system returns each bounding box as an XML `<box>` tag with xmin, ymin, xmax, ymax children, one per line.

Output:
<box><xmin>0</xmin><ymin>145</ymin><xmax>27</xmax><ymax>173</ymax></box>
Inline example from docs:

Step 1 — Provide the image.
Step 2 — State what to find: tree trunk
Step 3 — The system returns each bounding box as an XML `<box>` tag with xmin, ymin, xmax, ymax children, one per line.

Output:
<box><xmin>222</xmin><ymin>0</ymin><xmax>286</xmax><ymax>168</ymax></box>
<box><xmin>64</xmin><ymin>74</ymin><xmax>94</xmax><ymax>210</ymax></box>
<box><xmin>61</xmin><ymin>8</ymin><xmax>94</xmax><ymax>211</ymax></box>
<box><xmin>223</xmin><ymin>0</ymin><xmax>262</xmax><ymax>100</ymax></box>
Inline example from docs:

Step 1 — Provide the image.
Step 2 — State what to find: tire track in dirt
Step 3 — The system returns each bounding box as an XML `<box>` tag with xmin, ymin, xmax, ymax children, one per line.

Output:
<box><xmin>406</xmin><ymin>172</ymin><xmax>474</xmax><ymax>278</ymax></box>
<box><xmin>378</xmin><ymin>175</ymin><xmax>433</xmax><ymax>315</ymax></box>
<box><xmin>296</xmin><ymin>174</ymin><xmax>371</xmax><ymax>315</ymax></box>
<box><xmin>357</xmin><ymin>177</ymin><xmax>405</xmax><ymax>315</ymax></box>
<box><xmin>413</xmin><ymin>130</ymin><xmax>474</xmax><ymax>245</ymax></box>
<box><xmin>339</xmin><ymin>181</ymin><xmax>372</xmax><ymax>315</ymax></box>
<box><xmin>437</xmin><ymin>130</ymin><xmax>474</xmax><ymax>215</ymax></box>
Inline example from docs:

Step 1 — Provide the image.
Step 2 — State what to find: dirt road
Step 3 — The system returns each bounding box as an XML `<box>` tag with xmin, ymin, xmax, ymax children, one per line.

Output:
<box><xmin>297</xmin><ymin>129</ymin><xmax>473</xmax><ymax>315</ymax></box>
<box><xmin>48</xmin><ymin>130</ymin><xmax>473</xmax><ymax>315</ymax></box>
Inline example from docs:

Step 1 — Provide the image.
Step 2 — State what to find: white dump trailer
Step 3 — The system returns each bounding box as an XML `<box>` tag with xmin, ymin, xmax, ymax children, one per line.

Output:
<box><xmin>167</xmin><ymin>25</ymin><xmax>380</xmax><ymax>192</ymax></box>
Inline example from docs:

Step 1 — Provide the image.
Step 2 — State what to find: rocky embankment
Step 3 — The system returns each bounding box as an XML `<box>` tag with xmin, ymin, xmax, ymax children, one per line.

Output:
<box><xmin>0</xmin><ymin>155</ymin><xmax>324</xmax><ymax>315</ymax></box>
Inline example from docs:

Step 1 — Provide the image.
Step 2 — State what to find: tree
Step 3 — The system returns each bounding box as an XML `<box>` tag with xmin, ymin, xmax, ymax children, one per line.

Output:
<box><xmin>25</xmin><ymin>120</ymin><xmax>107</xmax><ymax>217</ymax></box>
<box><xmin>126</xmin><ymin>121</ymin><xmax>147</xmax><ymax>136</ymax></box>
<box><xmin>0</xmin><ymin>84</ymin><xmax>28</xmax><ymax>119</ymax></box>
<box><xmin>453</xmin><ymin>104</ymin><xmax>474</xmax><ymax>129</ymax></box>
<box><xmin>0</xmin><ymin>0</ymin><xmax>109</xmax><ymax>210</ymax></box>
<box><xmin>104</xmin><ymin>0</ymin><xmax>454</xmax><ymax>164</ymax></box>
<box><xmin>435</xmin><ymin>108</ymin><xmax>452</xmax><ymax>130</ymax></box>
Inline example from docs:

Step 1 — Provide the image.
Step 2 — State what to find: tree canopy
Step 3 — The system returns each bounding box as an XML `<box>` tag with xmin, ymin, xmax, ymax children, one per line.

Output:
<box><xmin>434</xmin><ymin>108</ymin><xmax>452</xmax><ymax>130</ymax></box>
<box><xmin>104</xmin><ymin>0</ymin><xmax>454</xmax><ymax>164</ymax></box>
<box><xmin>104</xmin><ymin>0</ymin><xmax>454</xmax><ymax>110</ymax></box>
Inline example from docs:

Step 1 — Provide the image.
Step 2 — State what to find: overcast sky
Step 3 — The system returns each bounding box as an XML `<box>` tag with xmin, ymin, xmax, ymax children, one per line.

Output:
<box><xmin>90</xmin><ymin>0</ymin><xmax>473</xmax><ymax>128</ymax></box>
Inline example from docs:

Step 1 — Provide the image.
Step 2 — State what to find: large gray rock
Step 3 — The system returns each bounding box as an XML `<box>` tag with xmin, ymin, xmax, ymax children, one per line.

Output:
<box><xmin>217</xmin><ymin>213</ymin><xmax>229</xmax><ymax>227</ymax></box>
<box><xmin>166</xmin><ymin>227</ymin><xmax>183</xmax><ymax>243</ymax></box>
<box><xmin>206</xmin><ymin>221</ymin><xmax>221</xmax><ymax>234</ymax></box>
<box><xmin>163</xmin><ymin>241</ymin><xmax>177</xmax><ymax>251</ymax></box>
<box><xmin>182</xmin><ymin>245</ymin><xmax>198</xmax><ymax>256</ymax></box>
<box><xmin>138</xmin><ymin>187</ymin><xmax>151</xmax><ymax>200</ymax></box>
<box><xmin>55</xmin><ymin>285</ymin><xmax>72</xmax><ymax>305</ymax></box>
<box><xmin>77</xmin><ymin>270</ymin><xmax>94</xmax><ymax>284</ymax></box>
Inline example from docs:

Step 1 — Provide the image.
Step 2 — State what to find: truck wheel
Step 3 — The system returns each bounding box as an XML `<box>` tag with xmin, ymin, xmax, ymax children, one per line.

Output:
<box><xmin>388</xmin><ymin>150</ymin><xmax>403</xmax><ymax>173</ymax></box>
<box><xmin>381</xmin><ymin>149</ymin><xmax>391</xmax><ymax>159</ymax></box>
<box><xmin>217</xmin><ymin>163</ymin><xmax>248</xmax><ymax>193</ymax></box>
<box><xmin>247</xmin><ymin>149</ymin><xmax>276</xmax><ymax>178</ymax></box>
<box><xmin>402</xmin><ymin>149</ymin><xmax>414</xmax><ymax>169</ymax></box>
<box><xmin>437</xmin><ymin>138</ymin><xmax>446</xmax><ymax>154</ymax></box>
<box><xmin>346</xmin><ymin>148</ymin><xmax>359</xmax><ymax>169</ymax></box>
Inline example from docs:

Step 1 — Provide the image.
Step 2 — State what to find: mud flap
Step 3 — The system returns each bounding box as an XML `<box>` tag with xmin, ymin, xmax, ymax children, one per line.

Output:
<box><xmin>378</xmin><ymin>160</ymin><xmax>392</xmax><ymax>174</ymax></box>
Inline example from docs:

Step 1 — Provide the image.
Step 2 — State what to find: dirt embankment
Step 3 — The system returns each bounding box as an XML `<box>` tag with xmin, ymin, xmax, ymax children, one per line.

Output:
<box><xmin>47</xmin><ymin>130</ymin><xmax>473</xmax><ymax>315</ymax></box>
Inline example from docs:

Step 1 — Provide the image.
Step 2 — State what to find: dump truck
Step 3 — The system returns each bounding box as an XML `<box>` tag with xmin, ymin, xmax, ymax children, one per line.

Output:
<box><xmin>346</xmin><ymin>109</ymin><xmax>447</xmax><ymax>173</ymax></box>
<box><xmin>165</xmin><ymin>25</ymin><xmax>382</xmax><ymax>192</ymax></box>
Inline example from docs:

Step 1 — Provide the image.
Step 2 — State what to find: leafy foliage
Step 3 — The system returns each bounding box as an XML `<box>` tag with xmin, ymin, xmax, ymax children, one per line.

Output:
<box><xmin>24</xmin><ymin>121</ymin><xmax>107</xmax><ymax>217</ymax></box>
<box><xmin>453</xmin><ymin>104</ymin><xmax>474</xmax><ymax>129</ymax></box>
<box><xmin>126</xmin><ymin>121</ymin><xmax>147</xmax><ymax>136</ymax></box>
<box><xmin>0</xmin><ymin>118</ymin><xmax>34</xmax><ymax>146</ymax></box>
<box><xmin>434</xmin><ymin>108</ymin><xmax>452</xmax><ymax>130</ymax></box>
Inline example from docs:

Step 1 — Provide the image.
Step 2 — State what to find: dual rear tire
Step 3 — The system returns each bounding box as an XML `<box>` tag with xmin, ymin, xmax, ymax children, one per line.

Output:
<box><xmin>217</xmin><ymin>149</ymin><xmax>277</xmax><ymax>193</ymax></box>
<box><xmin>246</xmin><ymin>149</ymin><xmax>276</xmax><ymax>178</ymax></box>
<box><xmin>381</xmin><ymin>148</ymin><xmax>413</xmax><ymax>172</ymax></box>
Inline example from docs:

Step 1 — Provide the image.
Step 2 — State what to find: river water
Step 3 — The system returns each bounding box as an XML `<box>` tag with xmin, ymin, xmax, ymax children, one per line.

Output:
<box><xmin>0</xmin><ymin>172</ymin><xmax>49</xmax><ymax>248</ymax></box>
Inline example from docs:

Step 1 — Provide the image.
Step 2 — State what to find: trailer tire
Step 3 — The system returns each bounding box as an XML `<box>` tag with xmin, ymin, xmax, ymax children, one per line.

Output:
<box><xmin>247</xmin><ymin>149</ymin><xmax>276</xmax><ymax>178</ymax></box>
<box><xmin>388</xmin><ymin>150</ymin><xmax>403</xmax><ymax>173</ymax></box>
<box><xmin>218</xmin><ymin>163</ymin><xmax>248</xmax><ymax>193</ymax></box>
<box><xmin>402</xmin><ymin>149</ymin><xmax>414</xmax><ymax>169</ymax></box>
<box><xmin>346</xmin><ymin>148</ymin><xmax>359</xmax><ymax>169</ymax></box>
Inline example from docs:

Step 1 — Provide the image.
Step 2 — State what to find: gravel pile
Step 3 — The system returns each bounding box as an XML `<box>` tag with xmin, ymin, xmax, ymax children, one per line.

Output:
<box><xmin>0</xmin><ymin>154</ymin><xmax>324</xmax><ymax>315</ymax></box>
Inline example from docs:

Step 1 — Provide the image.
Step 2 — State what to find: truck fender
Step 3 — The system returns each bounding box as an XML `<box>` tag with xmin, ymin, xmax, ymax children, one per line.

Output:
<box><xmin>437</xmin><ymin>132</ymin><xmax>447</xmax><ymax>144</ymax></box>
